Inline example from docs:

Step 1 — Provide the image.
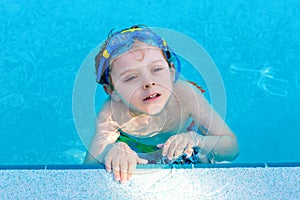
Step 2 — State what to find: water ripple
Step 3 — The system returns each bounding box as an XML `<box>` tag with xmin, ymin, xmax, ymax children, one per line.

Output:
<box><xmin>229</xmin><ymin>64</ymin><xmax>291</xmax><ymax>97</ymax></box>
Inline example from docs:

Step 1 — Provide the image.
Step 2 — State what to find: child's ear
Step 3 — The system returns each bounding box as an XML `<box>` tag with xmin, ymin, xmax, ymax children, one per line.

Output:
<box><xmin>169</xmin><ymin>63</ymin><xmax>176</xmax><ymax>82</ymax></box>
<box><xmin>103</xmin><ymin>84</ymin><xmax>113</xmax><ymax>95</ymax></box>
<box><xmin>103</xmin><ymin>84</ymin><xmax>121</xmax><ymax>102</ymax></box>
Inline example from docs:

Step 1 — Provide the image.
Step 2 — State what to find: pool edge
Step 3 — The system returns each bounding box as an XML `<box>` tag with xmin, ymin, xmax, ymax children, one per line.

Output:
<box><xmin>1</xmin><ymin>162</ymin><xmax>300</xmax><ymax>170</ymax></box>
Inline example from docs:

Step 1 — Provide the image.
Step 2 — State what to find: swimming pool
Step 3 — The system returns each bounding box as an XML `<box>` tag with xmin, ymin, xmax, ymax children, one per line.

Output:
<box><xmin>0</xmin><ymin>0</ymin><xmax>299</xmax><ymax>166</ymax></box>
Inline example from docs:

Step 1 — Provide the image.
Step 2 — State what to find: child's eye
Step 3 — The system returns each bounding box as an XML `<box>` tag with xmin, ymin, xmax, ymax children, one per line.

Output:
<box><xmin>124</xmin><ymin>75</ymin><xmax>138</xmax><ymax>82</ymax></box>
<box><xmin>152</xmin><ymin>66</ymin><xmax>164</xmax><ymax>73</ymax></box>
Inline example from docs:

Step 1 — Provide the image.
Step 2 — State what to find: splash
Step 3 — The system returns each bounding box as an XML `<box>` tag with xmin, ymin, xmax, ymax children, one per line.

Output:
<box><xmin>229</xmin><ymin>65</ymin><xmax>290</xmax><ymax>97</ymax></box>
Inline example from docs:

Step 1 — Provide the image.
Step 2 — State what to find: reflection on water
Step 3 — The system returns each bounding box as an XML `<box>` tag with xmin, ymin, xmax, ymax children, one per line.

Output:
<box><xmin>229</xmin><ymin>65</ymin><xmax>290</xmax><ymax>97</ymax></box>
<box><xmin>64</xmin><ymin>148</ymin><xmax>86</xmax><ymax>164</ymax></box>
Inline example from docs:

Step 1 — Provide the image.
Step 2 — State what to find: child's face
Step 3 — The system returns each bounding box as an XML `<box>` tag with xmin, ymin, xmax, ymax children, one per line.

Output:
<box><xmin>109</xmin><ymin>43</ymin><xmax>175</xmax><ymax>115</ymax></box>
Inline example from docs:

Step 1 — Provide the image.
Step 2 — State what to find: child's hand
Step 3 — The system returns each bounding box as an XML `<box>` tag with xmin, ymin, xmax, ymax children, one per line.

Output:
<box><xmin>162</xmin><ymin>131</ymin><xmax>202</xmax><ymax>160</ymax></box>
<box><xmin>104</xmin><ymin>142</ymin><xmax>148</xmax><ymax>183</ymax></box>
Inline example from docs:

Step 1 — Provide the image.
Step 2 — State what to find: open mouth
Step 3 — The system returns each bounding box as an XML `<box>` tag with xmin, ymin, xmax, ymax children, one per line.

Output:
<box><xmin>143</xmin><ymin>93</ymin><xmax>161</xmax><ymax>101</ymax></box>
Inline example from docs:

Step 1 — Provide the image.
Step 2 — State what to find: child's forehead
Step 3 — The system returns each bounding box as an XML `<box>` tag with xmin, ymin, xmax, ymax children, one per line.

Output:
<box><xmin>111</xmin><ymin>41</ymin><xmax>162</xmax><ymax>62</ymax></box>
<box><xmin>110</xmin><ymin>44</ymin><xmax>166</xmax><ymax>70</ymax></box>
<box><xmin>127</xmin><ymin>46</ymin><xmax>162</xmax><ymax>61</ymax></box>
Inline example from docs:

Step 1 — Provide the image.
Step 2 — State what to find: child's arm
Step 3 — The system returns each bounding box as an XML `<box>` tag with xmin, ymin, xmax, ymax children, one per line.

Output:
<box><xmin>83</xmin><ymin>120</ymin><xmax>119</xmax><ymax>164</ymax></box>
<box><xmin>84</xmin><ymin>100</ymin><xmax>148</xmax><ymax>183</ymax></box>
<box><xmin>191</xmin><ymin>92</ymin><xmax>239</xmax><ymax>162</ymax></box>
<box><xmin>84</xmin><ymin>100</ymin><xmax>120</xmax><ymax>164</ymax></box>
<box><xmin>163</xmin><ymin>81</ymin><xmax>239</xmax><ymax>163</ymax></box>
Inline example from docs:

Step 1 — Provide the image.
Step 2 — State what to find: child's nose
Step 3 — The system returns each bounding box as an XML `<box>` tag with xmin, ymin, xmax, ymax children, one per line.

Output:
<box><xmin>143</xmin><ymin>82</ymin><xmax>155</xmax><ymax>89</ymax></box>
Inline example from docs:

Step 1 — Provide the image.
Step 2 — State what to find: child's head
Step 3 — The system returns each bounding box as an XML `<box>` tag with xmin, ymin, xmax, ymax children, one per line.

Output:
<box><xmin>95</xmin><ymin>25</ymin><xmax>181</xmax><ymax>115</ymax></box>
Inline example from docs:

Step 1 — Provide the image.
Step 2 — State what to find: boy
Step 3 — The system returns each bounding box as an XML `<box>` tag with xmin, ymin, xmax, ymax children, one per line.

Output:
<box><xmin>84</xmin><ymin>25</ymin><xmax>239</xmax><ymax>183</ymax></box>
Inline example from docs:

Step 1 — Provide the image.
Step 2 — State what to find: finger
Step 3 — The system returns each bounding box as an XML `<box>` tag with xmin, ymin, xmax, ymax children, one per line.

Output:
<box><xmin>183</xmin><ymin>144</ymin><xmax>194</xmax><ymax>157</ymax></box>
<box><xmin>127</xmin><ymin>158</ymin><xmax>147</xmax><ymax>180</ymax></box>
<box><xmin>166</xmin><ymin>140</ymin><xmax>180</xmax><ymax>160</ymax></box>
<box><xmin>127</xmin><ymin>159</ymin><xmax>137</xmax><ymax>180</ymax></box>
<box><xmin>174</xmin><ymin>145</ymin><xmax>186</xmax><ymax>158</ymax></box>
<box><xmin>105</xmin><ymin>156</ymin><xmax>112</xmax><ymax>172</ymax></box>
<box><xmin>119</xmin><ymin>161</ymin><xmax>128</xmax><ymax>184</ymax></box>
<box><xmin>137</xmin><ymin>157</ymin><xmax>148</xmax><ymax>164</ymax></box>
<box><xmin>162</xmin><ymin>136</ymin><xmax>175</xmax><ymax>156</ymax></box>
<box><xmin>157</xmin><ymin>143</ymin><xmax>164</xmax><ymax>148</ymax></box>
<box><xmin>112</xmin><ymin>160</ymin><xmax>121</xmax><ymax>181</ymax></box>
<box><xmin>173</xmin><ymin>138</ymin><xmax>191</xmax><ymax>157</ymax></box>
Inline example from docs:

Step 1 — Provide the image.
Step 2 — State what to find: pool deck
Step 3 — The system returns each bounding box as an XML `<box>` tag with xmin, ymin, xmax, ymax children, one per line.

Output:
<box><xmin>1</xmin><ymin>163</ymin><xmax>299</xmax><ymax>199</ymax></box>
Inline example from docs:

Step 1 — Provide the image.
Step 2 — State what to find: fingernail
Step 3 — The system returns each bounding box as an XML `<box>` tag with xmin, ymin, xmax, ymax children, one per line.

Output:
<box><xmin>120</xmin><ymin>179</ymin><xmax>127</xmax><ymax>184</ymax></box>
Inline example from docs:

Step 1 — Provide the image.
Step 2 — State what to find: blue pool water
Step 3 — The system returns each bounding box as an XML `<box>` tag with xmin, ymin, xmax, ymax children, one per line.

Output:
<box><xmin>0</xmin><ymin>0</ymin><xmax>299</xmax><ymax>165</ymax></box>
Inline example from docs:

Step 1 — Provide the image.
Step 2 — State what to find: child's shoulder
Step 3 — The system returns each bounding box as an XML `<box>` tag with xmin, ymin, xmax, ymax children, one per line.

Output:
<box><xmin>173</xmin><ymin>80</ymin><xmax>206</xmax><ymax>107</ymax></box>
<box><xmin>174</xmin><ymin>80</ymin><xmax>191</xmax><ymax>89</ymax></box>
<box><xmin>173</xmin><ymin>80</ymin><xmax>202</xmax><ymax>96</ymax></box>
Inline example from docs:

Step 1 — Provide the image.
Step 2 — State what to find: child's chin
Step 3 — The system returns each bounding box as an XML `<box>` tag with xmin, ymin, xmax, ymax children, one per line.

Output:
<box><xmin>143</xmin><ymin>104</ymin><xmax>164</xmax><ymax>116</ymax></box>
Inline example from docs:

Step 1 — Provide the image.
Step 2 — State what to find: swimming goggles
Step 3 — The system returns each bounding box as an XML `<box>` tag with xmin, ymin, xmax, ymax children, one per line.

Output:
<box><xmin>96</xmin><ymin>27</ymin><xmax>181</xmax><ymax>84</ymax></box>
